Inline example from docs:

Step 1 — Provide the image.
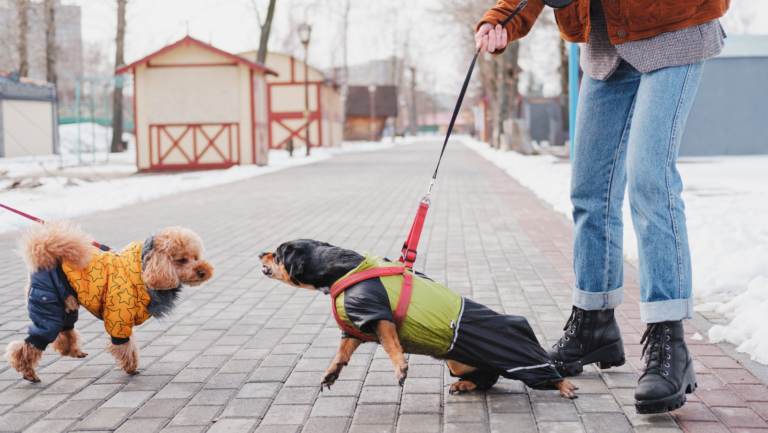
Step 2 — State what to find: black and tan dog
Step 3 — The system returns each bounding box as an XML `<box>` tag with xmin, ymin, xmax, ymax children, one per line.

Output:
<box><xmin>260</xmin><ymin>239</ymin><xmax>576</xmax><ymax>398</ymax></box>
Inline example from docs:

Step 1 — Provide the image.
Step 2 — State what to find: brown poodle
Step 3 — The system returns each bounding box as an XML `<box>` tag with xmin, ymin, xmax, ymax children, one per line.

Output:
<box><xmin>4</xmin><ymin>221</ymin><xmax>213</xmax><ymax>382</ymax></box>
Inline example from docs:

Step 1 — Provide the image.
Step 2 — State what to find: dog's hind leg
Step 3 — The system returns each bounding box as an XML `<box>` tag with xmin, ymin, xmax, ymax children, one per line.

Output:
<box><xmin>322</xmin><ymin>337</ymin><xmax>362</xmax><ymax>390</ymax></box>
<box><xmin>52</xmin><ymin>329</ymin><xmax>87</xmax><ymax>358</ymax></box>
<box><xmin>556</xmin><ymin>380</ymin><xmax>577</xmax><ymax>399</ymax></box>
<box><xmin>52</xmin><ymin>296</ymin><xmax>87</xmax><ymax>358</ymax></box>
<box><xmin>5</xmin><ymin>341</ymin><xmax>43</xmax><ymax>382</ymax></box>
<box><xmin>446</xmin><ymin>360</ymin><xmax>480</xmax><ymax>394</ymax></box>
<box><xmin>375</xmin><ymin>320</ymin><xmax>408</xmax><ymax>386</ymax></box>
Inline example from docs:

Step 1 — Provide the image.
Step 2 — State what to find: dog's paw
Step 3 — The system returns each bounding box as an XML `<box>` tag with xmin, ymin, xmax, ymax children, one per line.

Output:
<box><xmin>556</xmin><ymin>380</ymin><xmax>577</xmax><ymax>399</ymax></box>
<box><xmin>321</xmin><ymin>362</ymin><xmax>347</xmax><ymax>391</ymax></box>
<box><xmin>22</xmin><ymin>371</ymin><xmax>41</xmax><ymax>383</ymax></box>
<box><xmin>395</xmin><ymin>363</ymin><xmax>408</xmax><ymax>387</ymax></box>
<box><xmin>73</xmin><ymin>350</ymin><xmax>88</xmax><ymax>358</ymax></box>
<box><xmin>449</xmin><ymin>380</ymin><xmax>478</xmax><ymax>394</ymax></box>
<box><xmin>123</xmin><ymin>367</ymin><xmax>140</xmax><ymax>375</ymax></box>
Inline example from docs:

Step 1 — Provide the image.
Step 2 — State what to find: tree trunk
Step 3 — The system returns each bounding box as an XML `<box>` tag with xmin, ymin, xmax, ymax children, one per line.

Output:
<box><xmin>408</xmin><ymin>67</ymin><xmax>418</xmax><ymax>136</ymax></box>
<box><xmin>491</xmin><ymin>41</ymin><xmax>519</xmax><ymax>149</ymax></box>
<box><xmin>44</xmin><ymin>0</ymin><xmax>57</xmax><ymax>85</ymax></box>
<box><xmin>111</xmin><ymin>0</ymin><xmax>127</xmax><ymax>153</ymax></box>
<box><xmin>15</xmin><ymin>0</ymin><xmax>29</xmax><ymax>77</ymax></box>
<box><xmin>256</xmin><ymin>0</ymin><xmax>277</xmax><ymax>65</ymax></box>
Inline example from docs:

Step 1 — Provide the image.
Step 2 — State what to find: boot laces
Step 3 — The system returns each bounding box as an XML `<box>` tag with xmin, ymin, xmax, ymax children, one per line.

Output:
<box><xmin>640</xmin><ymin>323</ymin><xmax>670</xmax><ymax>376</ymax></box>
<box><xmin>554</xmin><ymin>306</ymin><xmax>582</xmax><ymax>348</ymax></box>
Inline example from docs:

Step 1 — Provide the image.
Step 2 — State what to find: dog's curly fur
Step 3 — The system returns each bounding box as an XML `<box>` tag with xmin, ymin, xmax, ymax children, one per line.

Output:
<box><xmin>107</xmin><ymin>338</ymin><xmax>139</xmax><ymax>374</ymax></box>
<box><xmin>19</xmin><ymin>220</ymin><xmax>93</xmax><ymax>272</ymax></box>
<box><xmin>51</xmin><ymin>329</ymin><xmax>87</xmax><ymax>358</ymax></box>
<box><xmin>6</xmin><ymin>221</ymin><xmax>213</xmax><ymax>382</ymax></box>
<box><xmin>5</xmin><ymin>340</ymin><xmax>43</xmax><ymax>382</ymax></box>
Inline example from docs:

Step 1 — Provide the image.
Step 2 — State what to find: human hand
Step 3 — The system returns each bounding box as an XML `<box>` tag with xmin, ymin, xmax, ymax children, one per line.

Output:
<box><xmin>476</xmin><ymin>23</ymin><xmax>508</xmax><ymax>54</ymax></box>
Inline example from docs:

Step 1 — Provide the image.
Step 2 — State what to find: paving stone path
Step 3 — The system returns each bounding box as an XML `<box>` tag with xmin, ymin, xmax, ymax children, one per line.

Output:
<box><xmin>0</xmin><ymin>142</ymin><xmax>766</xmax><ymax>432</ymax></box>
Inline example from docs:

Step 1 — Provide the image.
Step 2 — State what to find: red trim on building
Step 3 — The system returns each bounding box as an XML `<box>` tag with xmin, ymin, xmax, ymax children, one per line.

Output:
<box><xmin>146</xmin><ymin>62</ymin><xmax>237</xmax><ymax>68</ymax></box>
<box><xmin>147</xmin><ymin>123</ymin><xmax>239</xmax><ymax>171</ymax></box>
<box><xmin>249</xmin><ymin>69</ymin><xmax>256</xmax><ymax>164</ymax></box>
<box><xmin>115</xmin><ymin>36</ymin><xmax>277</xmax><ymax>76</ymax></box>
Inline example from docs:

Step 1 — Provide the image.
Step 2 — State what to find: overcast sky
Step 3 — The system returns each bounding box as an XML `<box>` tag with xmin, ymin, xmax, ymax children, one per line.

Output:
<box><xmin>67</xmin><ymin>0</ymin><xmax>768</xmax><ymax>97</ymax></box>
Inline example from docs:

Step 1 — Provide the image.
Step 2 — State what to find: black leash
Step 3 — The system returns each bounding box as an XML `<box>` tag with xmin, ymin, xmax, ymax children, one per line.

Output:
<box><xmin>423</xmin><ymin>0</ymin><xmax>527</xmax><ymax>202</ymax></box>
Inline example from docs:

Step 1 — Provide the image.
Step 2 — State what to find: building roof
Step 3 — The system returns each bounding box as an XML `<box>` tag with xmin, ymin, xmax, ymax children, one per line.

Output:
<box><xmin>346</xmin><ymin>86</ymin><xmax>398</xmax><ymax>117</ymax></box>
<box><xmin>717</xmin><ymin>35</ymin><xmax>768</xmax><ymax>58</ymax></box>
<box><xmin>115</xmin><ymin>36</ymin><xmax>278</xmax><ymax>75</ymax></box>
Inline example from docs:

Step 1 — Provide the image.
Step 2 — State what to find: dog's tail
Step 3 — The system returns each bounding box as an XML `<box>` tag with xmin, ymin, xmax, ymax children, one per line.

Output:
<box><xmin>18</xmin><ymin>220</ymin><xmax>95</xmax><ymax>272</ymax></box>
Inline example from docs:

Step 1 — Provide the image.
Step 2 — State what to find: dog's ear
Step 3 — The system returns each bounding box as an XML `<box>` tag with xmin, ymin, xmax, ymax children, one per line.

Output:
<box><xmin>277</xmin><ymin>242</ymin><xmax>306</xmax><ymax>286</ymax></box>
<box><xmin>143</xmin><ymin>249</ymin><xmax>180</xmax><ymax>290</ymax></box>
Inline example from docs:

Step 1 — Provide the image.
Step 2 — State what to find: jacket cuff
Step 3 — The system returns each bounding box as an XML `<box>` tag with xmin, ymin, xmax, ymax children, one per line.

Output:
<box><xmin>111</xmin><ymin>336</ymin><xmax>130</xmax><ymax>345</ymax></box>
<box><xmin>25</xmin><ymin>335</ymin><xmax>49</xmax><ymax>351</ymax></box>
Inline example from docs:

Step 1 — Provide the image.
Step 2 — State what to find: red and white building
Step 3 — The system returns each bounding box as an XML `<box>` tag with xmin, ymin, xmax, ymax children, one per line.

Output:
<box><xmin>237</xmin><ymin>51</ymin><xmax>342</xmax><ymax>150</ymax></box>
<box><xmin>116</xmin><ymin>36</ymin><xmax>277</xmax><ymax>171</ymax></box>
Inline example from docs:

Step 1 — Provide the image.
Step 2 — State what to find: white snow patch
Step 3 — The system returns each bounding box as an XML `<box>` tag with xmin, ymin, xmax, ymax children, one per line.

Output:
<box><xmin>692</xmin><ymin>332</ymin><xmax>703</xmax><ymax>341</ymax></box>
<box><xmin>0</xmin><ymin>124</ymin><xmax>419</xmax><ymax>234</ymax></box>
<box><xmin>461</xmin><ymin>136</ymin><xmax>768</xmax><ymax>364</ymax></box>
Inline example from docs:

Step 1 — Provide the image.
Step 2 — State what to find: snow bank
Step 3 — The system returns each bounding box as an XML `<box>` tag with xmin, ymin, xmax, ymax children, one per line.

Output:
<box><xmin>0</xmin><ymin>124</ymin><xmax>415</xmax><ymax>234</ymax></box>
<box><xmin>461</xmin><ymin>137</ymin><xmax>768</xmax><ymax>364</ymax></box>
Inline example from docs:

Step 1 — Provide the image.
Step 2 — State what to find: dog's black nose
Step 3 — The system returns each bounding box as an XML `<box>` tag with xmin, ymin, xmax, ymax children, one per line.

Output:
<box><xmin>197</xmin><ymin>270</ymin><xmax>207</xmax><ymax>279</ymax></box>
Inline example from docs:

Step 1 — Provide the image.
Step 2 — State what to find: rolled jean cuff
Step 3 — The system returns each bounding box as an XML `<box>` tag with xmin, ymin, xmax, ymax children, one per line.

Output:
<box><xmin>639</xmin><ymin>299</ymin><xmax>693</xmax><ymax>323</ymax></box>
<box><xmin>572</xmin><ymin>286</ymin><xmax>624</xmax><ymax>311</ymax></box>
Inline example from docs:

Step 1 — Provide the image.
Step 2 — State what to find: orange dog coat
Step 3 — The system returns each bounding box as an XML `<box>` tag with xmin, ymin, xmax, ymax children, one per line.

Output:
<box><xmin>62</xmin><ymin>242</ymin><xmax>151</xmax><ymax>340</ymax></box>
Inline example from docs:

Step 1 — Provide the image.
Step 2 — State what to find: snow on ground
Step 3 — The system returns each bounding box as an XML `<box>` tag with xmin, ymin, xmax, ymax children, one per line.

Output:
<box><xmin>462</xmin><ymin>136</ymin><xmax>768</xmax><ymax>364</ymax></box>
<box><xmin>0</xmin><ymin>124</ymin><xmax>415</xmax><ymax>235</ymax></box>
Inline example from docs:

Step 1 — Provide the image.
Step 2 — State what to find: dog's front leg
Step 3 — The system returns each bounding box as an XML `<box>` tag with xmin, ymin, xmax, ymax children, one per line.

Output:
<box><xmin>107</xmin><ymin>338</ymin><xmax>139</xmax><ymax>375</ymax></box>
<box><xmin>322</xmin><ymin>337</ymin><xmax>362</xmax><ymax>390</ymax></box>
<box><xmin>375</xmin><ymin>320</ymin><xmax>408</xmax><ymax>386</ymax></box>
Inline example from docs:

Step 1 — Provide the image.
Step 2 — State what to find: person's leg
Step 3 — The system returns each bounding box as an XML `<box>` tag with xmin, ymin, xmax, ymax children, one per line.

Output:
<box><xmin>626</xmin><ymin>61</ymin><xmax>704</xmax><ymax>413</ymax></box>
<box><xmin>549</xmin><ymin>61</ymin><xmax>640</xmax><ymax>375</ymax></box>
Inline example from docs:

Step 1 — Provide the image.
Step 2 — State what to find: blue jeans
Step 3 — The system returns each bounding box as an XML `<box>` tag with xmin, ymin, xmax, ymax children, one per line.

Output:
<box><xmin>571</xmin><ymin>60</ymin><xmax>704</xmax><ymax>323</ymax></box>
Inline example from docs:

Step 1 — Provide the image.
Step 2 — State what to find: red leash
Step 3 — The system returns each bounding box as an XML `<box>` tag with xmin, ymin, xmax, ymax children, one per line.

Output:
<box><xmin>0</xmin><ymin>203</ymin><xmax>113</xmax><ymax>252</ymax></box>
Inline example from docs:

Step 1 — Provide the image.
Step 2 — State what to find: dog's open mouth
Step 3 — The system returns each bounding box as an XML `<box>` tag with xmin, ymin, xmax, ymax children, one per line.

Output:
<box><xmin>262</xmin><ymin>266</ymin><xmax>273</xmax><ymax>276</ymax></box>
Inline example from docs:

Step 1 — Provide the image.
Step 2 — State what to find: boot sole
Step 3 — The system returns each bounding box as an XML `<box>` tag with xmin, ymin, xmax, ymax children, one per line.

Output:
<box><xmin>554</xmin><ymin>339</ymin><xmax>626</xmax><ymax>377</ymax></box>
<box><xmin>635</xmin><ymin>358</ymin><xmax>697</xmax><ymax>414</ymax></box>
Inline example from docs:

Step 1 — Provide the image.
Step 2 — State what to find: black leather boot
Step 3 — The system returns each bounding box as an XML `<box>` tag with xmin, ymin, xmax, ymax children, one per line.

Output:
<box><xmin>634</xmin><ymin>321</ymin><xmax>697</xmax><ymax>414</ymax></box>
<box><xmin>548</xmin><ymin>306</ymin><xmax>626</xmax><ymax>377</ymax></box>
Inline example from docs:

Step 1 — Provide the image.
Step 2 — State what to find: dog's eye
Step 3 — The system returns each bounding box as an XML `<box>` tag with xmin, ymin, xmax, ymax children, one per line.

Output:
<box><xmin>274</xmin><ymin>256</ymin><xmax>280</xmax><ymax>264</ymax></box>
<box><xmin>177</xmin><ymin>258</ymin><xmax>188</xmax><ymax>264</ymax></box>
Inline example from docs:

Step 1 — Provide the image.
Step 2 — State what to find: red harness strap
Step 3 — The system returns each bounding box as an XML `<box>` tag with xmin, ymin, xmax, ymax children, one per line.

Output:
<box><xmin>330</xmin><ymin>266</ymin><xmax>413</xmax><ymax>342</ymax></box>
<box><xmin>399</xmin><ymin>201</ymin><xmax>430</xmax><ymax>269</ymax></box>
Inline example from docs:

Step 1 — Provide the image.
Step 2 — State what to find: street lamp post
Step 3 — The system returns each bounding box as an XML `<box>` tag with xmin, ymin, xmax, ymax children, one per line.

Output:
<box><xmin>368</xmin><ymin>84</ymin><xmax>376</xmax><ymax>142</ymax></box>
<box><xmin>299</xmin><ymin>23</ymin><xmax>312</xmax><ymax>156</ymax></box>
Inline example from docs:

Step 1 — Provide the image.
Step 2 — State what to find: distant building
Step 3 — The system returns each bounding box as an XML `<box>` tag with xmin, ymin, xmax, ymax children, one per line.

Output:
<box><xmin>238</xmin><ymin>51</ymin><xmax>343</xmax><ymax>150</ymax></box>
<box><xmin>116</xmin><ymin>36</ymin><xmax>275</xmax><ymax>171</ymax></box>
<box><xmin>680</xmin><ymin>35</ymin><xmax>768</xmax><ymax>156</ymax></box>
<box><xmin>0</xmin><ymin>73</ymin><xmax>58</xmax><ymax>157</ymax></box>
<box><xmin>417</xmin><ymin>112</ymin><xmax>470</xmax><ymax>135</ymax></box>
<box><xmin>0</xmin><ymin>0</ymin><xmax>83</xmax><ymax>103</ymax></box>
<box><xmin>344</xmin><ymin>86</ymin><xmax>397</xmax><ymax>141</ymax></box>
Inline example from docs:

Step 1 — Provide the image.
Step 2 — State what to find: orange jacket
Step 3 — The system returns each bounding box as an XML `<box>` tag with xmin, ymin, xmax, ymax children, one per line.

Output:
<box><xmin>479</xmin><ymin>0</ymin><xmax>729</xmax><ymax>48</ymax></box>
<box><xmin>62</xmin><ymin>242</ymin><xmax>151</xmax><ymax>340</ymax></box>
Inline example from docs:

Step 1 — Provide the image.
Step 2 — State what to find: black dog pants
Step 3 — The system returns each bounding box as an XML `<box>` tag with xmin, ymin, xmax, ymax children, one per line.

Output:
<box><xmin>24</xmin><ymin>266</ymin><xmax>79</xmax><ymax>351</ymax></box>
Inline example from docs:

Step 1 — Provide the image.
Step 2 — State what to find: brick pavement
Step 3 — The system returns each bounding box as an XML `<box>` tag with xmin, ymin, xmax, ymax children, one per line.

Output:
<box><xmin>0</xmin><ymin>141</ymin><xmax>765</xmax><ymax>432</ymax></box>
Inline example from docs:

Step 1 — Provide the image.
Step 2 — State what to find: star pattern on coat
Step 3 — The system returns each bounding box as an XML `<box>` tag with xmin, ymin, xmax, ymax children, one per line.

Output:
<box><xmin>62</xmin><ymin>242</ymin><xmax>150</xmax><ymax>339</ymax></box>
<box><xmin>87</xmin><ymin>266</ymin><xmax>104</xmax><ymax>283</ymax></box>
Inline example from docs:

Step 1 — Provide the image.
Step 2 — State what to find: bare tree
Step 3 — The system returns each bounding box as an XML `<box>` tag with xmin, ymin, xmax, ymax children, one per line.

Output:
<box><xmin>408</xmin><ymin>66</ymin><xmax>419</xmax><ymax>136</ymax></box>
<box><xmin>111</xmin><ymin>0</ymin><xmax>127</xmax><ymax>153</ymax></box>
<box><xmin>14</xmin><ymin>0</ymin><xmax>30</xmax><ymax>76</ymax></box>
<box><xmin>250</xmin><ymin>0</ymin><xmax>277</xmax><ymax>64</ymax></box>
<box><xmin>44</xmin><ymin>0</ymin><xmax>56</xmax><ymax>85</ymax></box>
